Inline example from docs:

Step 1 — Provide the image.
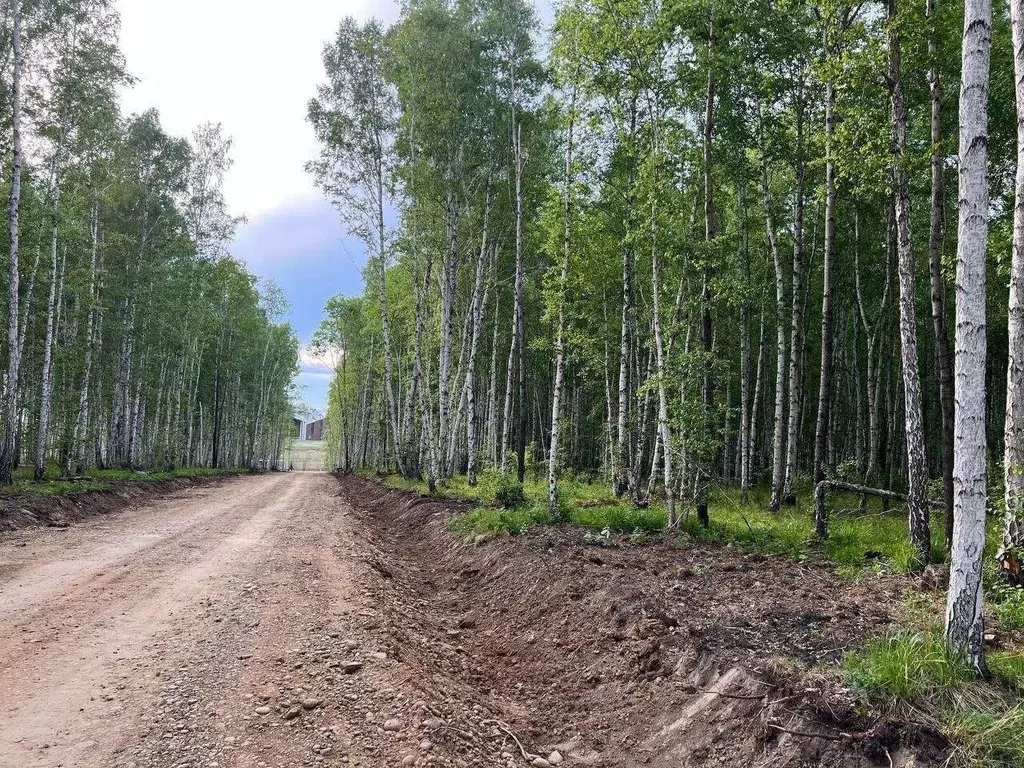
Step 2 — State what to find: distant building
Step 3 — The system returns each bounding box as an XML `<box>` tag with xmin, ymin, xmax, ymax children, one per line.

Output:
<box><xmin>305</xmin><ymin>419</ymin><xmax>325</xmax><ymax>441</ymax></box>
<box><xmin>292</xmin><ymin>406</ymin><xmax>325</xmax><ymax>442</ymax></box>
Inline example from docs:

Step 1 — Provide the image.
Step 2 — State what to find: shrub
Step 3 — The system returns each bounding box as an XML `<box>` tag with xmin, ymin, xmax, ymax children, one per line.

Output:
<box><xmin>493</xmin><ymin>475</ymin><xmax>528</xmax><ymax>509</ymax></box>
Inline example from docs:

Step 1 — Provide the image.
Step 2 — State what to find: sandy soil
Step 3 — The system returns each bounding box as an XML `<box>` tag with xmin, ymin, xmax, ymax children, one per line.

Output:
<box><xmin>0</xmin><ymin>473</ymin><xmax>420</xmax><ymax>768</ymax></box>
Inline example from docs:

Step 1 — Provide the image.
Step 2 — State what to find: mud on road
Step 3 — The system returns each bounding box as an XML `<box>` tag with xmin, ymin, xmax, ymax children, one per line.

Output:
<box><xmin>0</xmin><ymin>472</ymin><xmax>944</xmax><ymax>768</ymax></box>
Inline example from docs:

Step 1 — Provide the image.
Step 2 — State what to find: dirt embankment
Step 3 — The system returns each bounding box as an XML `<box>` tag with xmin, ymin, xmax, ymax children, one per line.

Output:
<box><xmin>0</xmin><ymin>471</ymin><xmax>245</xmax><ymax>532</ymax></box>
<box><xmin>336</xmin><ymin>474</ymin><xmax>948</xmax><ymax>767</ymax></box>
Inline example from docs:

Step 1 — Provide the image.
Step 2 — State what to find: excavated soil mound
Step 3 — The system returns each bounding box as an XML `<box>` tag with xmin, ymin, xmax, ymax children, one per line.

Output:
<box><xmin>0</xmin><ymin>472</ymin><xmax>244</xmax><ymax>532</ymax></box>
<box><xmin>335</xmin><ymin>474</ymin><xmax>948</xmax><ymax>767</ymax></box>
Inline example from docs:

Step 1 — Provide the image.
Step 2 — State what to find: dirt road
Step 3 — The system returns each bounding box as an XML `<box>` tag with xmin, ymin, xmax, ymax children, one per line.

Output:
<box><xmin>0</xmin><ymin>472</ymin><xmax>412</xmax><ymax>768</ymax></box>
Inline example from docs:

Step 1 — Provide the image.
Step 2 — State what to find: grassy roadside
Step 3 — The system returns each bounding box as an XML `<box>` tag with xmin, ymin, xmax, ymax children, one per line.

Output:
<box><xmin>367</xmin><ymin>468</ymin><xmax>1024</xmax><ymax>766</ymax></box>
<box><xmin>373</xmin><ymin>469</ymin><xmax>944</xmax><ymax>572</ymax></box>
<box><xmin>2</xmin><ymin>466</ymin><xmax>246</xmax><ymax>497</ymax></box>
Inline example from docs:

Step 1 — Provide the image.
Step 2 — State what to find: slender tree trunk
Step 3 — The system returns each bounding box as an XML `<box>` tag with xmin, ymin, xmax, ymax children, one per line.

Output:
<box><xmin>758</xmin><ymin>104</ymin><xmax>789</xmax><ymax>514</ymax></box>
<box><xmin>614</xmin><ymin>242</ymin><xmax>632</xmax><ymax>496</ymax></box>
<box><xmin>486</xmin><ymin>296</ymin><xmax>499</xmax><ymax>469</ymax></box>
<box><xmin>0</xmin><ymin>0</ymin><xmax>23</xmax><ymax>486</ymax></box>
<box><xmin>549</xmin><ymin>98</ymin><xmax>575</xmax><ymax>516</ymax></box>
<box><xmin>750</xmin><ymin>310</ymin><xmax>766</xmax><ymax>485</ymax></box>
<box><xmin>71</xmin><ymin>201</ymin><xmax>99</xmax><ymax>474</ymax></box>
<box><xmin>466</xmin><ymin>183</ymin><xmax>492</xmax><ymax>487</ymax></box>
<box><xmin>1001</xmin><ymin>0</ymin><xmax>1024</xmax><ymax>584</ymax></box>
<box><xmin>375</xmin><ymin>194</ymin><xmax>405</xmax><ymax>477</ymax></box>
<box><xmin>783</xmin><ymin>95</ymin><xmax>805</xmax><ymax>503</ymax></box>
<box><xmin>738</xmin><ymin>183</ymin><xmax>752</xmax><ymax>498</ymax></box>
<box><xmin>945</xmin><ymin>0</ymin><xmax>991</xmax><ymax>677</ymax></box>
<box><xmin>34</xmin><ymin>234</ymin><xmax>65</xmax><ymax>481</ymax></box>
<box><xmin>437</xmin><ymin>187</ymin><xmax>461</xmax><ymax>479</ymax></box>
<box><xmin>888</xmin><ymin>0</ymin><xmax>931</xmax><ymax>565</ymax></box>
<box><xmin>928</xmin><ymin>0</ymin><xmax>956</xmax><ymax>553</ymax></box>
<box><xmin>697</xmin><ymin>16</ymin><xmax>716</xmax><ymax>528</ymax></box>
<box><xmin>515</xmin><ymin>124</ymin><xmax>528</xmax><ymax>485</ymax></box>
<box><xmin>813</xmin><ymin>65</ymin><xmax>836</xmax><ymax>488</ymax></box>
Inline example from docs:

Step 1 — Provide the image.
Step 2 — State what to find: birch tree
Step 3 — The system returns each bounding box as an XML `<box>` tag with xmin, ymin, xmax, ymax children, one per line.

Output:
<box><xmin>1001</xmin><ymin>0</ymin><xmax>1024</xmax><ymax>585</ymax></box>
<box><xmin>945</xmin><ymin>0</ymin><xmax>992</xmax><ymax>676</ymax></box>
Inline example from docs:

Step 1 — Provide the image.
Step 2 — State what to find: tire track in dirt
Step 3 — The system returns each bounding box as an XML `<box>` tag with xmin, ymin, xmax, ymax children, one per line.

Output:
<box><xmin>0</xmin><ymin>473</ymin><xmax>308</xmax><ymax>767</ymax></box>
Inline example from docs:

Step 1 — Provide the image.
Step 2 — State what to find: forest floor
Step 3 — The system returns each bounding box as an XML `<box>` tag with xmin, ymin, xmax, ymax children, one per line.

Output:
<box><xmin>0</xmin><ymin>471</ymin><xmax>1016</xmax><ymax>768</ymax></box>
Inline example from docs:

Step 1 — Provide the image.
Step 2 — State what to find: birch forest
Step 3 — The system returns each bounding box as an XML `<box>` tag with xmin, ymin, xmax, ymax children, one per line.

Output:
<box><xmin>0</xmin><ymin>0</ymin><xmax>299</xmax><ymax>482</ymax></box>
<box><xmin>310</xmin><ymin>0</ymin><xmax>1024</xmax><ymax>672</ymax></box>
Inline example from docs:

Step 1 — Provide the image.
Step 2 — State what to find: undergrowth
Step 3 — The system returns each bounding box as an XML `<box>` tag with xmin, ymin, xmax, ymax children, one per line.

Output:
<box><xmin>375</xmin><ymin>469</ymin><xmax>948</xmax><ymax>572</ymax></box>
<box><xmin>844</xmin><ymin>631</ymin><xmax>1024</xmax><ymax>767</ymax></box>
<box><xmin>3</xmin><ymin>466</ymin><xmax>242</xmax><ymax>496</ymax></box>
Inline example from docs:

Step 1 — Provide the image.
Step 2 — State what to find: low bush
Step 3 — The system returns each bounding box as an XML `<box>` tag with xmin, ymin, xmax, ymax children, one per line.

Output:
<box><xmin>493</xmin><ymin>476</ymin><xmax>528</xmax><ymax>509</ymax></box>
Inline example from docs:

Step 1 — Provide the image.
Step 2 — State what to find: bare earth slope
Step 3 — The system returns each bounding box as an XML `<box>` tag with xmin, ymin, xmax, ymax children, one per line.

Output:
<box><xmin>0</xmin><ymin>472</ymin><xmax>944</xmax><ymax>768</ymax></box>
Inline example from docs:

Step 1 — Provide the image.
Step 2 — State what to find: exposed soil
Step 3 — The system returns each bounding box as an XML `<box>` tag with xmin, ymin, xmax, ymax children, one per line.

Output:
<box><xmin>0</xmin><ymin>471</ymin><xmax>947</xmax><ymax>768</ymax></box>
<box><xmin>335</xmin><ymin>475</ymin><xmax>949</xmax><ymax>768</ymax></box>
<box><xmin>0</xmin><ymin>471</ymin><xmax>245</xmax><ymax>532</ymax></box>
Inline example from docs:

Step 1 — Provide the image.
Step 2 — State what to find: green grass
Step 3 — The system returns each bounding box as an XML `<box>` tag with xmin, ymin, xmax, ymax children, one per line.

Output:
<box><xmin>376</xmin><ymin>470</ymin><xmax>950</xmax><ymax>572</ymax></box>
<box><xmin>844</xmin><ymin>630</ymin><xmax>975</xmax><ymax>700</ymax></box>
<box><xmin>844</xmin><ymin>631</ymin><xmax>1024</xmax><ymax>767</ymax></box>
<box><xmin>2</xmin><ymin>465</ymin><xmax>243</xmax><ymax>497</ymax></box>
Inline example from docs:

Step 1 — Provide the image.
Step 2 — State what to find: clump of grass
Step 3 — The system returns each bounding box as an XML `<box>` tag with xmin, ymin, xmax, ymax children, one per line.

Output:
<box><xmin>943</xmin><ymin>688</ymin><xmax>1024</xmax><ymax>767</ymax></box>
<box><xmin>988</xmin><ymin>652</ymin><xmax>1024</xmax><ymax>692</ymax></box>
<box><xmin>572</xmin><ymin>503</ymin><xmax>664</xmax><ymax>534</ymax></box>
<box><xmin>989</xmin><ymin>583</ymin><xmax>1024</xmax><ymax>631</ymax></box>
<box><xmin>447</xmin><ymin>504</ymin><xmax>550</xmax><ymax>537</ymax></box>
<box><xmin>844</xmin><ymin>631</ymin><xmax>1024</xmax><ymax>767</ymax></box>
<box><xmin>844</xmin><ymin>630</ymin><xmax>974</xmax><ymax>701</ymax></box>
<box><xmin>3</xmin><ymin>465</ymin><xmax>239</xmax><ymax>497</ymax></box>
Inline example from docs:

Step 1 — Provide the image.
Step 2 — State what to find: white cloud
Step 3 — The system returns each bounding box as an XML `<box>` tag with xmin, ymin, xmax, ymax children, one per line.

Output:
<box><xmin>299</xmin><ymin>346</ymin><xmax>339</xmax><ymax>372</ymax></box>
<box><xmin>117</xmin><ymin>0</ymin><xmax>393</xmax><ymax>219</ymax></box>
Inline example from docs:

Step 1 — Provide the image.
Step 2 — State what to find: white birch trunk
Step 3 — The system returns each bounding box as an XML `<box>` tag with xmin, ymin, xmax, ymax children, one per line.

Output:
<box><xmin>889</xmin><ymin>0</ymin><xmax>931</xmax><ymax>566</ymax></box>
<box><xmin>0</xmin><ymin>0</ymin><xmax>23</xmax><ymax>485</ymax></box>
<box><xmin>466</xmin><ymin>183</ymin><xmax>492</xmax><ymax>487</ymax></box>
<box><xmin>549</xmin><ymin>98</ymin><xmax>574</xmax><ymax>516</ymax></box>
<box><xmin>946</xmin><ymin>0</ymin><xmax>991</xmax><ymax>676</ymax></box>
<box><xmin>1002</xmin><ymin>0</ymin><xmax>1024</xmax><ymax>583</ymax></box>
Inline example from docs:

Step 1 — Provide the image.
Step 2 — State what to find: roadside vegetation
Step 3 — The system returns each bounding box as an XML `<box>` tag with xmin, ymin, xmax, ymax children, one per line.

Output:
<box><xmin>3</xmin><ymin>465</ymin><xmax>245</xmax><ymax>497</ymax></box>
<box><xmin>378</xmin><ymin>469</ymin><xmax>947</xmax><ymax>571</ymax></box>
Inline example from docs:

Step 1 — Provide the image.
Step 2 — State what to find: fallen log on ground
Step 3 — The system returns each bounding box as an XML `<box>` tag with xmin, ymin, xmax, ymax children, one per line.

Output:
<box><xmin>814</xmin><ymin>480</ymin><xmax>943</xmax><ymax>539</ymax></box>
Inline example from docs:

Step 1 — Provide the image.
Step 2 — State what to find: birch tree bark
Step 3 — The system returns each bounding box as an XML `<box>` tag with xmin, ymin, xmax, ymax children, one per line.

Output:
<box><xmin>465</xmin><ymin>182</ymin><xmax>492</xmax><ymax>487</ymax></box>
<box><xmin>549</xmin><ymin>92</ymin><xmax>575</xmax><ymax>517</ymax></box>
<box><xmin>945</xmin><ymin>0</ymin><xmax>991</xmax><ymax>676</ymax></box>
<box><xmin>1001</xmin><ymin>0</ymin><xmax>1024</xmax><ymax>585</ymax></box>
<box><xmin>813</xmin><ymin>48</ymin><xmax>836</xmax><ymax>488</ymax></box>
<box><xmin>888</xmin><ymin>0</ymin><xmax>931</xmax><ymax>566</ymax></box>
<box><xmin>70</xmin><ymin>200</ymin><xmax>99</xmax><ymax>474</ymax></box>
<box><xmin>782</xmin><ymin>95</ymin><xmax>805</xmax><ymax>503</ymax></box>
<box><xmin>697</xmin><ymin>15</ymin><xmax>716</xmax><ymax>528</ymax></box>
<box><xmin>758</xmin><ymin>103</ymin><xmax>789</xmax><ymax>515</ymax></box>
<box><xmin>738</xmin><ymin>183</ymin><xmax>752</xmax><ymax>498</ymax></box>
<box><xmin>0</xmin><ymin>0</ymin><xmax>24</xmax><ymax>486</ymax></box>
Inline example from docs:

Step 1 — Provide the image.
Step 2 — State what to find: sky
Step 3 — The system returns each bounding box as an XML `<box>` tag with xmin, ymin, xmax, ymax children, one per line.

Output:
<box><xmin>117</xmin><ymin>0</ymin><xmax>400</xmax><ymax>411</ymax></box>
